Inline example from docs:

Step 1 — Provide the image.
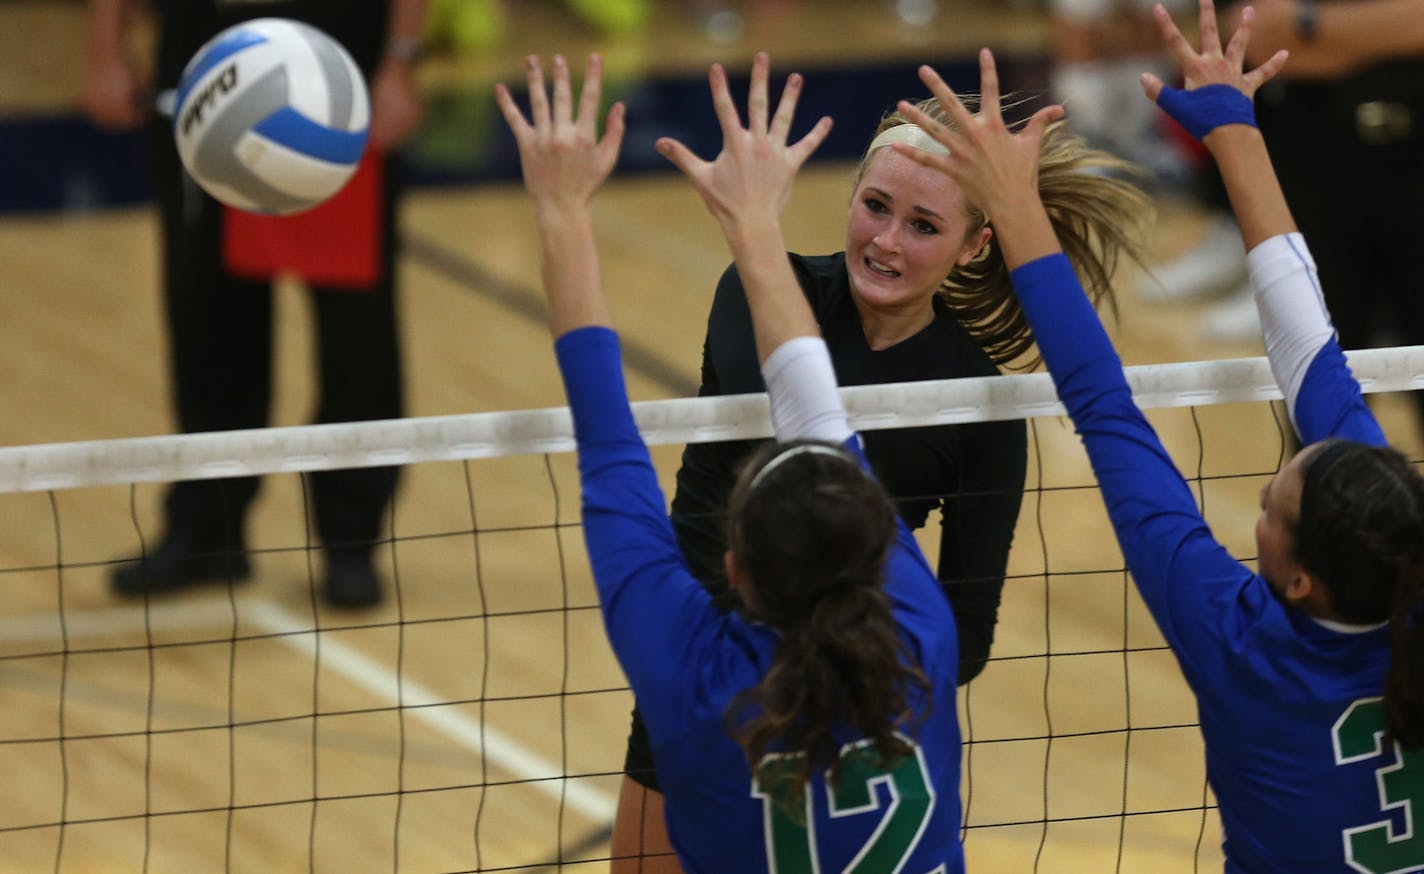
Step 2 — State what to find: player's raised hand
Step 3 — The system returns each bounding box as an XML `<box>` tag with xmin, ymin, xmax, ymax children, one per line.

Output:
<box><xmin>655</xmin><ymin>52</ymin><xmax>833</xmax><ymax>232</ymax></box>
<box><xmin>1141</xmin><ymin>0</ymin><xmax>1288</xmax><ymax>106</ymax></box>
<box><xmin>495</xmin><ymin>53</ymin><xmax>626</xmax><ymax>211</ymax></box>
<box><xmin>891</xmin><ymin>49</ymin><xmax>1063</xmax><ymax>228</ymax></box>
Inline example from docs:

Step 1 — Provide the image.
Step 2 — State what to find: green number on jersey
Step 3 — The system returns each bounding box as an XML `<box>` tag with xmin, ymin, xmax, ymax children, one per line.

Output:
<box><xmin>751</xmin><ymin>735</ymin><xmax>936</xmax><ymax>874</ymax></box>
<box><xmin>1333</xmin><ymin>697</ymin><xmax>1424</xmax><ymax>873</ymax></box>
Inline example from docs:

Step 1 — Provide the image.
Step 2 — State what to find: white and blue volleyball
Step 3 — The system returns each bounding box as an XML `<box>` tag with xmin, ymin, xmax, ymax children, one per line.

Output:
<box><xmin>174</xmin><ymin>18</ymin><xmax>369</xmax><ymax>215</ymax></box>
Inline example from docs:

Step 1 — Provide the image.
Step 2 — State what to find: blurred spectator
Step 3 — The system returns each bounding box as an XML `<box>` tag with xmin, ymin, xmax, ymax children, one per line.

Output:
<box><xmin>83</xmin><ymin>0</ymin><xmax>427</xmax><ymax>608</ymax></box>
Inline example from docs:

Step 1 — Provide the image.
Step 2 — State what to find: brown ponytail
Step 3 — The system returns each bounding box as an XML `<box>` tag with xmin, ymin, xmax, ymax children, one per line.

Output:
<box><xmin>1386</xmin><ymin>562</ymin><xmax>1424</xmax><ymax>749</ymax></box>
<box><xmin>722</xmin><ymin>441</ymin><xmax>931</xmax><ymax>811</ymax></box>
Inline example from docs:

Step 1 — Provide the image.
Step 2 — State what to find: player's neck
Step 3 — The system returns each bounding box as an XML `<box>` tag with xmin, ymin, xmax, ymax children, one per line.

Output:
<box><xmin>853</xmin><ymin>297</ymin><xmax>935</xmax><ymax>352</ymax></box>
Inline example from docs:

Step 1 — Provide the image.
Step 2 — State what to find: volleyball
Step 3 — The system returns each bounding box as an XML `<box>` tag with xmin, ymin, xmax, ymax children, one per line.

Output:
<box><xmin>173</xmin><ymin>18</ymin><xmax>370</xmax><ymax>215</ymax></box>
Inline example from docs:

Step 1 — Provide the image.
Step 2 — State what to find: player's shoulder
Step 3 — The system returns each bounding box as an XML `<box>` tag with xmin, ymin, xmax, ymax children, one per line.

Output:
<box><xmin>637</xmin><ymin>614</ymin><xmax>779</xmax><ymax>736</ymax></box>
<box><xmin>789</xmin><ymin>251</ymin><xmax>848</xmax><ymax>301</ymax></box>
<box><xmin>720</xmin><ymin>251</ymin><xmax>843</xmax><ymax>288</ymax></box>
<box><xmin>786</xmin><ymin>250</ymin><xmax>845</xmax><ymax>276</ymax></box>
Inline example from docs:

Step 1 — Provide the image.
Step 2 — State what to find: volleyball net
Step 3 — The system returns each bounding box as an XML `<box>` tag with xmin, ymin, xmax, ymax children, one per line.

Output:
<box><xmin>2</xmin><ymin>347</ymin><xmax>1422</xmax><ymax>873</ymax></box>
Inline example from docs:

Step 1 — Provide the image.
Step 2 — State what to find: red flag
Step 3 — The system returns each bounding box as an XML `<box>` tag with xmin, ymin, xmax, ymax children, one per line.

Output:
<box><xmin>222</xmin><ymin>150</ymin><xmax>383</xmax><ymax>290</ymax></box>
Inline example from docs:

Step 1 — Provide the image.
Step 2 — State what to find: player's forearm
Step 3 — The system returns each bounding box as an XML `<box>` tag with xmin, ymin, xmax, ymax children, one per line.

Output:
<box><xmin>1310</xmin><ymin>0</ymin><xmax>1424</xmax><ymax>69</ymax></box>
<box><xmin>721</xmin><ymin>215</ymin><xmax>821</xmax><ymax>367</ymax></box>
<box><xmin>385</xmin><ymin>0</ymin><xmax>429</xmax><ymax>54</ymax></box>
<box><xmin>954</xmin><ymin>615</ymin><xmax>995</xmax><ymax>684</ymax></box>
<box><xmin>87</xmin><ymin>0</ymin><xmax>134</xmax><ymax>60</ymax></box>
<box><xmin>536</xmin><ymin>207</ymin><xmax>613</xmax><ymax>337</ymax></box>
<box><xmin>1204</xmin><ymin>126</ymin><xmax>1297</xmax><ymax>252</ymax></box>
<box><xmin>980</xmin><ymin>195</ymin><xmax>1061</xmax><ymax>271</ymax></box>
<box><xmin>1239</xmin><ymin>0</ymin><xmax>1424</xmax><ymax>77</ymax></box>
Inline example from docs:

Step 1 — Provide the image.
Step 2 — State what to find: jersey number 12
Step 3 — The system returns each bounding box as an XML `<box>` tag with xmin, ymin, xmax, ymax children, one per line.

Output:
<box><xmin>752</xmin><ymin>735</ymin><xmax>936</xmax><ymax>873</ymax></box>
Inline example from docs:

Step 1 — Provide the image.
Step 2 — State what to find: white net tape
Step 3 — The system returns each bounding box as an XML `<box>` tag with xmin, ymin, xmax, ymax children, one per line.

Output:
<box><xmin>6</xmin><ymin>346</ymin><xmax>1424</xmax><ymax>493</ymax></box>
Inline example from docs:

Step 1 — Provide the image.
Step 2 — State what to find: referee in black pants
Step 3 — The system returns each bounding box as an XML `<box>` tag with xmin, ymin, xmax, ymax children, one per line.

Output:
<box><xmin>83</xmin><ymin>0</ymin><xmax>428</xmax><ymax>607</ymax></box>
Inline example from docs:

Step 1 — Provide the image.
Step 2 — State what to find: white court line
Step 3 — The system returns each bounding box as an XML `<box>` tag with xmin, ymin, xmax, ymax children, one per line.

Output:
<box><xmin>0</xmin><ymin>598</ymin><xmax>617</xmax><ymax>825</ymax></box>
<box><xmin>245</xmin><ymin>601</ymin><xmax>618</xmax><ymax>824</ymax></box>
<box><xmin>0</xmin><ymin>597</ymin><xmax>243</xmax><ymax>643</ymax></box>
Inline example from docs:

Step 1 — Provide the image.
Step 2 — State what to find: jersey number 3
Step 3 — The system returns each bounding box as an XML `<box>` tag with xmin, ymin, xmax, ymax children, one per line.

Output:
<box><xmin>752</xmin><ymin>736</ymin><xmax>936</xmax><ymax>874</ymax></box>
<box><xmin>1334</xmin><ymin>697</ymin><xmax>1424</xmax><ymax>873</ymax></box>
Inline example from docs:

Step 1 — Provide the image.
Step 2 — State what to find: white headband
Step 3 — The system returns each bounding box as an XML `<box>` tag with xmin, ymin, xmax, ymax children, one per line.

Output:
<box><xmin>749</xmin><ymin>444</ymin><xmax>853</xmax><ymax>490</ymax></box>
<box><xmin>868</xmin><ymin>123</ymin><xmax>949</xmax><ymax>157</ymax></box>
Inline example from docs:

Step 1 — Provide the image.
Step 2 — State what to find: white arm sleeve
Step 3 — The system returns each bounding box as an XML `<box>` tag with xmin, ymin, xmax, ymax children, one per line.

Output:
<box><xmin>1248</xmin><ymin>232</ymin><xmax>1335</xmax><ymax>431</ymax></box>
<box><xmin>761</xmin><ymin>336</ymin><xmax>853</xmax><ymax>444</ymax></box>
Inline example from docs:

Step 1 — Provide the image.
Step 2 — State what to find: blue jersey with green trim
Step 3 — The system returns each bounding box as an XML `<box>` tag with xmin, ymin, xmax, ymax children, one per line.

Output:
<box><xmin>556</xmin><ymin>327</ymin><xmax>964</xmax><ymax>873</ymax></box>
<box><xmin>1012</xmin><ymin>251</ymin><xmax>1416</xmax><ymax>874</ymax></box>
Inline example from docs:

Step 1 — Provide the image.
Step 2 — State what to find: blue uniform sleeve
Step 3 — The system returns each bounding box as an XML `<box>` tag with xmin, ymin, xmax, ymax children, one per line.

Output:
<box><xmin>1010</xmin><ymin>255</ymin><xmax>1265</xmax><ymax>681</ymax></box>
<box><xmin>1293</xmin><ymin>343</ymin><xmax>1387</xmax><ymax>448</ymax></box>
<box><xmin>1248</xmin><ymin>234</ymin><xmax>1385</xmax><ymax>448</ymax></box>
<box><xmin>554</xmin><ymin>327</ymin><xmax>722</xmax><ymax>712</ymax></box>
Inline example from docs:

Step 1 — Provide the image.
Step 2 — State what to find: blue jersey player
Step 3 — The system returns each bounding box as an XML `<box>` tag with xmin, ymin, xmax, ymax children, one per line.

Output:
<box><xmin>495</xmin><ymin>53</ymin><xmax>965</xmax><ymax>872</ymax></box>
<box><xmin>894</xmin><ymin>2</ymin><xmax>1424</xmax><ymax>871</ymax></box>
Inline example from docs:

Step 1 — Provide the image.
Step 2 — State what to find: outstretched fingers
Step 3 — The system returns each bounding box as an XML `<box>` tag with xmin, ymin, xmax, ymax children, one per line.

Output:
<box><xmin>576</xmin><ymin>53</ymin><xmax>604</xmax><ymax>132</ymax></box>
<box><xmin>655</xmin><ymin>135</ymin><xmax>707</xmax><ymax>182</ymax></box>
<box><xmin>1226</xmin><ymin>4</ymin><xmax>1292</xmax><ymax>94</ymax></box>
<box><xmin>894</xmin><ymin>100</ymin><xmax>956</xmax><ymax>172</ymax></box>
<box><xmin>598</xmin><ymin>100</ymin><xmax>627</xmax><ymax>165</ymax></box>
<box><xmin>708</xmin><ymin>64</ymin><xmax>744</xmax><ymax>144</ymax></box>
<box><xmin>1021</xmin><ymin>103</ymin><xmax>1067</xmax><ymax>145</ymax></box>
<box><xmin>495</xmin><ymin>54</ymin><xmax>557</xmax><ymax>143</ymax></box>
<box><xmin>1244</xmin><ymin>48</ymin><xmax>1290</xmax><ymax>92</ymax></box>
<box><xmin>661</xmin><ymin>55</ymin><xmax>834</xmax><ymax>233</ymax></box>
<box><xmin>493</xmin><ymin>82</ymin><xmax>531</xmax><ymax>141</ymax></box>
<box><xmin>747</xmin><ymin>52</ymin><xmax>770</xmax><ymax>135</ymax></box>
<box><xmin>977</xmin><ymin>48</ymin><xmax>1002</xmax><ymax>123</ymax></box>
<box><xmin>915</xmin><ymin>65</ymin><xmax>975</xmax><ymax>137</ymax></box>
<box><xmin>551</xmin><ymin>55</ymin><xmax>573</xmax><ymax>126</ymax></box>
<box><xmin>1150</xmin><ymin>0</ymin><xmax>1287</xmax><ymax>97</ymax></box>
<box><xmin>498</xmin><ymin>54</ymin><xmax>629</xmax><ymax>207</ymax></box>
<box><xmin>768</xmin><ymin>72</ymin><xmax>802</xmax><ymax>145</ymax></box>
<box><xmin>787</xmin><ymin>113</ymin><xmax>835</xmax><ymax>166</ymax></box>
<box><xmin>1224</xmin><ymin>4</ymin><xmax>1253</xmax><ymax>69</ymax></box>
<box><xmin>1154</xmin><ymin>3</ymin><xmax>1199</xmax><ymax>68</ymax></box>
<box><xmin>525</xmin><ymin>55</ymin><xmax>551</xmax><ymax>132</ymax></box>
<box><xmin>1195</xmin><ymin>0</ymin><xmax>1223</xmax><ymax>56</ymax></box>
<box><xmin>1139</xmin><ymin>71</ymin><xmax>1166</xmax><ymax>102</ymax></box>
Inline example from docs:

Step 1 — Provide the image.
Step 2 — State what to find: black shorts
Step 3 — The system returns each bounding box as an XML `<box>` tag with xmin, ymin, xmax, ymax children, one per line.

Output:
<box><xmin>623</xmin><ymin>704</ymin><xmax>661</xmax><ymax>792</ymax></box>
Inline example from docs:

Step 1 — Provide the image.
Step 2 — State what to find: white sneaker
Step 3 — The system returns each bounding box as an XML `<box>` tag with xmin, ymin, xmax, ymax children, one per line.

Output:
<box><xmin>1140</xmin><ymin>215</ymin><xmax>1247</xmax><ymax>302</ymax></box>
<box><xmin>1198</xmin><ymin>285</ymin><xmax>1262</xmax><ymax>344</ymax></box>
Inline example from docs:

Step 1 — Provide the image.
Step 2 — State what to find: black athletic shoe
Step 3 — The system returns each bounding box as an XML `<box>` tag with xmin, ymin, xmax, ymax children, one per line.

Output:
<box><xmin>322</xmin><ymin>550</ymin><xmax>382</xmax><ymax>608</ymax></box>
<box><xmin>110</xmin><ymin>532</ymin><xmax>251</xmax><ymax>596</ymax></box>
